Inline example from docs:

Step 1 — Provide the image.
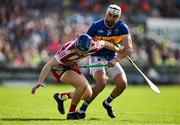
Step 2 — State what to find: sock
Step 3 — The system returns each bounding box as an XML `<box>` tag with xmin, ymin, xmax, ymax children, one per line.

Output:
<box><xmin>77</xmin><ymin>101</ymin><xmax>89</xmax><ymax>113</ymax></box>
<box><xmin>58</xmin><ymin>92</ymin><xmax>71</xmax><ymax>101</ymax></box>
<box><xmin>69</xmin><ymin>103</ymin><xmax>77</xmax><ymax>113</ymax></box>
<box><xmin>105</xmin><ymin>95</ymin><xmax>115</xmax><ymax>105</ymax></box>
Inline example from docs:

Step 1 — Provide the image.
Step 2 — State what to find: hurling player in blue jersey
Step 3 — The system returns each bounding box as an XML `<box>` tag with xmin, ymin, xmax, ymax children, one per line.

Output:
<box><xmin>77</xmin><ymin>4</ymin><xmax>133</xmax><ymax>118</ymax></box>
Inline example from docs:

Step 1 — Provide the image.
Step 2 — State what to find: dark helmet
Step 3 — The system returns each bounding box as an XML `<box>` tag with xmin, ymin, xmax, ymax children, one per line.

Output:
<box><xmin>76</xmin><ymin>34</ymin><xmax>91</xmax><ymax>51</ymax></box>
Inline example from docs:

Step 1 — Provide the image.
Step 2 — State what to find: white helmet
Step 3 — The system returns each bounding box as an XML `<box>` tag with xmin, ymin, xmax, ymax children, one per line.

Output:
<box><xmin>106</xmin><ymin>4</ymin><xmax>121</xmax><ymax>17</ymax></box>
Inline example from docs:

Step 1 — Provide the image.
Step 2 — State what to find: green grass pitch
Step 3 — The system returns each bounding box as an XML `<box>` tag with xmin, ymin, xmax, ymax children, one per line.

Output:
<box><xmin>0</xmin><ymin>84</ymin><xmax>180</xmax><ymax>125</ymax></box>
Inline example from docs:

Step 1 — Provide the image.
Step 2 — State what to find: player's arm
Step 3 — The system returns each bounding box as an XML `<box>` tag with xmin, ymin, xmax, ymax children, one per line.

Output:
<box><xmin>31</xmin><ymin>57</ymin><xmax>59</xmax><ymax>94</ymax></box>
<box><xmin>107</xmin><ymin>35</ymin><xmax>133</xmax><ymax>67</ymax></box>
<box><xmin>113</xmin><ymin>22</ymin><xmax>133</xmax><ymax>62</ymax></box>
<box><xmin>114</xmin><ymin>34</ymin><xmax>133</xmax><ymax>62</ymax></box>
<box><xmin>99</xmin><ymin>40</ymin><xmax>120</xmax><ymax>52</ymax></box>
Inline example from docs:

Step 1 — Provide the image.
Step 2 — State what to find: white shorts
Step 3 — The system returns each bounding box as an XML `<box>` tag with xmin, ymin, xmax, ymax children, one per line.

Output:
<box><xmin>89</xmin><ymin>56</ymin><xmax>125</xmax><ymax>80</ymax></box>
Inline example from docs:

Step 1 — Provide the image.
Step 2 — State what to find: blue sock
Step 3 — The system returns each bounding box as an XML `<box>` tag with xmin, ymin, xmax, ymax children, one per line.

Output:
<box><xmin>105</xmin><ymin>95</ymin><xmax>114</xmax><ymax>105</ymax></box>
<box><xmin>78</xmin><ymin>101</ymin><xmax>89</xmax><ymax>113</ymax></box>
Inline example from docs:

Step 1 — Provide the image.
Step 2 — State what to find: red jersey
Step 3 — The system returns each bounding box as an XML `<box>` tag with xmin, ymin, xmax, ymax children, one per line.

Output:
<box><xmin>54</xmin><ymin>39</ymin><xmax>103</xmax><ymax>65</ymax></box>
<box><xmin>52</xmin><ymin>39</ymin><xmax>103</xmax><ymax>82</ymax></box>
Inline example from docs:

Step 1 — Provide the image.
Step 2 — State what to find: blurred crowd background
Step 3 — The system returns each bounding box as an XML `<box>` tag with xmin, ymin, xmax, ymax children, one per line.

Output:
<box><xmin>0</xmin><ymin>0</ymin><xmax>180</xmax><ymax>84</ymax></box>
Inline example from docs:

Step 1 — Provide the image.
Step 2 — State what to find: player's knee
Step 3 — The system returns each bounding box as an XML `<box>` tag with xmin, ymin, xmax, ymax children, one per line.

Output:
<box><xmin>94</xmin><ymin>71</ymin><xmax>107</xmax><ymax>83</ymax></box>
<box><xmin>96</xmin><ymin>76</ymin><xmax>107</xmax><ymax>87</ymax></box>
<box><xmin>113</xmin><ymin>74</ymin><xmax>127</xmax><ymax>90</ymax></box>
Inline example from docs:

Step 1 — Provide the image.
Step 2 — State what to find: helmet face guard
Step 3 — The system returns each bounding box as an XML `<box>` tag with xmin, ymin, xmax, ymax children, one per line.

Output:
<box><xmin>76</xmin><ymin>34</ymin><xmax>91</xmax><ymax>51</ymax></box>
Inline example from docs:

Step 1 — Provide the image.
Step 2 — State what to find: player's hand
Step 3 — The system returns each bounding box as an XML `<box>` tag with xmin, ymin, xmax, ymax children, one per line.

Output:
<box><xmin>107</xmin><ymin>59</ymin><xmax>116</xmax><ymax>68</ymax></box>
<box><xmin>31</xmin><ymin>82</ymin><xmax>44</xmax><ymax>94</ymax></box>
<box><xmin>116</xmin><ymin>46</ymin><xmax>123</xmax><ymax>53</ymax></box>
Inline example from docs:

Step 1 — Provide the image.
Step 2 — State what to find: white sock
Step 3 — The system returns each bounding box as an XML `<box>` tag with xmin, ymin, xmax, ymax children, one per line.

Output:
<box><xmin>58</xmin><ymin>94</ymin><xmax>62</xmax><ymax>100</ymax></box>
<box><xmin>77</xmin><ymin>110</ymin><xmax>85</xmax><ymax>113</ymax></box>
<box><xmin>77</xmin><ymin>101</ymin><xmax>89</xmax><ymax>113</ymax></box>
<box><xmin>105</xmin><ymin>100</ymin><xmax>110</xmax><ymax>106</ymax></box>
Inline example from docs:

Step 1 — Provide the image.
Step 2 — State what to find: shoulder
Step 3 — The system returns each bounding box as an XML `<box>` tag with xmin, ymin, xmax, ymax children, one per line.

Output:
<box><xmin>95</xmin><ymin>19</ymin><xmax>104</xmax><ymax>24</ymax></box>
<box><xmin>87</xmin><ymin>19</ymin><xmax>104</xmax><ymax>36</ymax></box>
<box><xmin>116</xmin><ymin>20</ymin><xmax>129</xmax><ymax>34</ymax></box>
<box><xmin>91</xmin><ymin>19</ymin><xmax>104</xmax><ymax>27</ymax></box>
<box><xmin>117</xmin><ymin>20</ymin><xmax>129</xmax><ymax>29</ymax></box>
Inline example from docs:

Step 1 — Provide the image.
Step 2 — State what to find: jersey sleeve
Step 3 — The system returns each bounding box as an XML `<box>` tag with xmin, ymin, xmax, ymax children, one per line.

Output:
<box><xmin>87</xmin><ymin>23</ymin><xmax>97</xmax><ymax>37</ymax></box>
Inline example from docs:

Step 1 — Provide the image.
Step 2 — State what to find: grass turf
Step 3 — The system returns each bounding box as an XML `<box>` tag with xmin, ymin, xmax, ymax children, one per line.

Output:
<box><xmin>0</xmin><ymin>84</ymin><xmax>180</xmax><ymax>125</ymax></box>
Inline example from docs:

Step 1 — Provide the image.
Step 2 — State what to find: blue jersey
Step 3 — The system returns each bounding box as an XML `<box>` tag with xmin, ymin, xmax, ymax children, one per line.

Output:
<box><xmin>87</xmin><ymin>19</ymin><xmax>129</xmax><ymax>60</ymax></box>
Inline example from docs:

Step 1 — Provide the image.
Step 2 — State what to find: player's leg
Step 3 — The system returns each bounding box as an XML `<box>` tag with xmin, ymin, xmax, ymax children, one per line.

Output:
<box><xmin>77</xmin><ymin>57</ymin><xmax>108</xmax><ymax>118</ymax></box>
<box><xmin>103</xmin><ymin>63</ymin><xmax>127</xmax><ymax>118</ymax></box>
<box><xmin>109</xmin><ymin>72</ymin><xmax>127</xmax><ymax>99</ymax></box>
<box><xmin>81</xmin><ymin>75</ymin><xmax>93</xmax><ymax>101</ymax></box>
<box><xmin>52</xmin><ymin>68</ymin><xmax>69</xmax><ymax>115</ymax></box>
<box><xmin>77</xmin><ymin>70</ymin><xmax>107</xmax><ymax>119</ymax></box>
<box><xmin>52</xmin><ymin>66</ymin><xmax>92</xmax><ymax>118</ymax></box>
<box><xmin>61</xmin><ymin>70</ymin><xmax>92</xmax><ymax>119</ymax></box>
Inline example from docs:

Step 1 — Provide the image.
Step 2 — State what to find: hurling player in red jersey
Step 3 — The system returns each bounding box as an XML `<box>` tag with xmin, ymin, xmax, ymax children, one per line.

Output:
<box><xmin>31</xmin><ymin>34</ymin><xmax>120</xmax><ymax>120</ymax></box>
